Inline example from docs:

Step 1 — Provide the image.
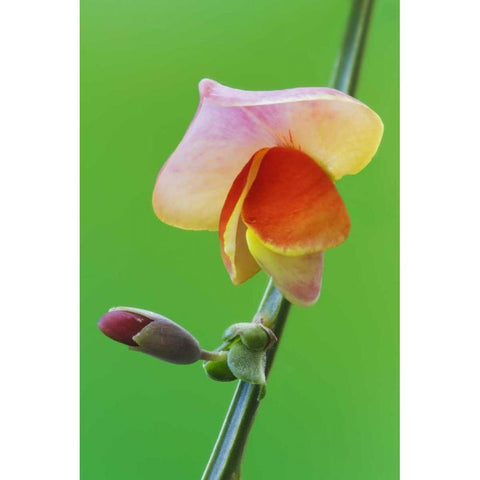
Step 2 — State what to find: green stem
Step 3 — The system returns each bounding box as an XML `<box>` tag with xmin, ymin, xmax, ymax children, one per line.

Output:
<box><xmin>201</xmin><ymin>280</ymin><xmax>289</xmax><ymax>480</ymax></box>
<box><xmin>201</xmin><ymin>1</ymin><xmax>376</xmax><ymax>478</ymax></box>
<box><xmin>330</xmin><ymin>0</ymin><xmax>375</xmax><ymax>95</ymax></box>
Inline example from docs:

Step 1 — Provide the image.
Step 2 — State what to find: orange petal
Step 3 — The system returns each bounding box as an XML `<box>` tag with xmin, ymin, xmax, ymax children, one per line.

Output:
<box><xmin>219</xmin><ymin>149</ymin><xmax>268</xmax><ymax>284</ymax></box>
<box><xmin>246</xmin><ymin>229</ymin><xmax>324</xmax><ymax>306</ymax></box>
<box><xmin>242</xmin><ymin>147</ymin><xmax>350</xmax><ymax>256</ymax></box>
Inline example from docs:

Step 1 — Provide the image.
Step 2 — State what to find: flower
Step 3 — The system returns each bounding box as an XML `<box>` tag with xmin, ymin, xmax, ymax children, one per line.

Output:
<box><xmin>152</xmin><ymin>79</ymin><xmax>383</xmax><ymax>306</ymax></box>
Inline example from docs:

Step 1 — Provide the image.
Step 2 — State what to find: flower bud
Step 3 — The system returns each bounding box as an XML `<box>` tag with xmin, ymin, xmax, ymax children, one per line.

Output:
<box><xmin>98</xmin><ymin>307</ymin><xmax>202</xmax><ymax>364</ymax></box>
<box><xmin>223</xmin><ymin>323</ymin><xmax>276</xmax><ymax>352</ymax></box>
<box><xmin>203</xmin><ymin>353</ymin><xmax>236</xmax><ymax>382</ymax></box>
<box><xmin>98</xmin><ymin>309</ymin><xmax>153</xmax><ymax>346</ymax></box>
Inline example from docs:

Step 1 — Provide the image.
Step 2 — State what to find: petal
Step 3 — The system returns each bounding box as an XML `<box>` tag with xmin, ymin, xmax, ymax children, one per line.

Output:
<box><xmin>242</xmin><ymin>147</ymin><xmax>350</xmax><ymax>256</ymax></box>
<box><xmin>199</xmin><ymin>78</ymin><xmax>349</xmax><ymax>107</ymax></box>
<box><xmin>152</xmin><ymin>88</ymin><xmax>275</xmax><ymax>231</ymax></box>
<box><xmin>153</xmin><ymin>79</ymin><xmax>382</xmax><ymax>230</ymax></box>
<box><xmin>219</xmin><ymin>149</ymin><xmax>268</xmax><ymax>284</ymax></box>
<box><xmin>200</xmin><ymin>79</ymin><xmax>384</xmax><ymax>180</ymax></box>
<box><xmin>246</xmin><ymin>229</ymin><xmax>324</xmax><ymax>306</ymax></box>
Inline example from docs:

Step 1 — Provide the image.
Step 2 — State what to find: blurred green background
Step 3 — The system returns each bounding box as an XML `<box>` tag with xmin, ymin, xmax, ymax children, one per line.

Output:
<box><xmin>80</xmin><ymin>0</ymin><xmax>399</xmax><ymax>478</ymax></box>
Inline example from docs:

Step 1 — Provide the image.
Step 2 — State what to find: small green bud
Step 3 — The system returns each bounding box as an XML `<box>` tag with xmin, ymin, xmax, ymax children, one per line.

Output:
<box><xmin>203</xmin><ymin>353</ymin><xmax>236</xmax><ymax>382</ymax></box>
<box><xmin>223</xmin><ymin>323</ymin><xmax>276</xmax><ymax>352</ymax></box>
<box><xmin>239</xmin><ymin>326</ymin><xmax>270</xmax><ymax>351</ymax></box>
<box><xmin>223</xmin><ymin>323</ymin><xmax>251</xmax><ymax>342</ymax></box>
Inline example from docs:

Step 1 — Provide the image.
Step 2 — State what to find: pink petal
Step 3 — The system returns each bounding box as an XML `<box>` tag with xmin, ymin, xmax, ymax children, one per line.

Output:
<box><xmin>200</xmin><ymin>79</ymin><xmax>383</xmax><ymax>181</ymax></box>
<box><xmin>152</xmin><ymin>92</ymin><xmax>275</xmax><ymax>231</ymax></box>
<box><xmin>246</xmin><ymin>229</ymin><xmax>325</xmax><ymax>306</ymax></box>
<box><xmin>97</xmin><ymin>310</ymin><xmax>153</xmax><ymax>346</ymax></box>
<box><xmin>198</xmin><ymin>78</ymin><xmax>348</xmax><ymax>107</ymax></box>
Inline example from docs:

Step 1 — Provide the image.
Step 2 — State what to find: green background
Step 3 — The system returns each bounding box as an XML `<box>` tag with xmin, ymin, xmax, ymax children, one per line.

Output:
<box><xmin>81</xmin><ymin>0</ymin><xmax>399</xmax><ymax>478</ymax></box>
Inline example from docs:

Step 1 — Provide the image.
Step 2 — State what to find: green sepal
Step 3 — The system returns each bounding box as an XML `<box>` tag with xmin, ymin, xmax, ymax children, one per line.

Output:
<box><xmin>227</xmin><ymin>341</ymin><xmax>266</xmax><ymax>386</ymax></box>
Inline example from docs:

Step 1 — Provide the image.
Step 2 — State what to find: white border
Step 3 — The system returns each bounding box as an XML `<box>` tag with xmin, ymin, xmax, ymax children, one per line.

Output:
<box><xmin>0</xmin><ymin>1</ymin><xmax>79</xmax><ymax>479</ymax></box>
<box><xmin>1</xmin><ymin>1</ymin><xmax>479</xmax><ymax>478</ymax></box>
<box><xmin>401</xmin><ymin>1</ymin><xmax>480</xmax><ymax>479</ymax></box>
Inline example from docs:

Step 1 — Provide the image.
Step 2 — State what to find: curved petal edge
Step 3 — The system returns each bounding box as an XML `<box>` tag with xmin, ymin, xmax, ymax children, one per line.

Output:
<box><xmin>246</xmin><ymin>229</ymin><xmax>325</xmax><ymax>306</ymax></box>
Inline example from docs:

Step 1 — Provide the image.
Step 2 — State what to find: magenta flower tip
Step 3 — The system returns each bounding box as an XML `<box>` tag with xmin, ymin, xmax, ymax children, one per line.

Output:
<box><xmin>98</xmin><ymin>310</ymin><xmax>153</xmax><ymax>346</ymax></box>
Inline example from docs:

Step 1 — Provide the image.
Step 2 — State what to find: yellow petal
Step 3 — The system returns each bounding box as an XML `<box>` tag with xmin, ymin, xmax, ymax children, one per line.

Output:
<box><xmin>219</xmin><ymin>149</ymin><xmax>268</xmax><ymax>284</ymax></box>
<box><xmin>246</xmin><ymin>229</ymin><xmax>325</xmax><ymax>306</ymax></box>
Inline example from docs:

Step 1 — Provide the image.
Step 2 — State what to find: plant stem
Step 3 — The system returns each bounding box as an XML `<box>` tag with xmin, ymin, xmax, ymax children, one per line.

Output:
<box><xmin>201</xmin><ymin>1</ymin><xmax>376</xmax><ymax>478</ymax></box>
<box><xmin>201</xmin><ymin>280</ymin><xmax>289</xmax><ymax>480</ymax></box>
<box><xmin>331</xmin><ymin>0</ymin><xmax>375</xmax><ymax>96</ymax></box>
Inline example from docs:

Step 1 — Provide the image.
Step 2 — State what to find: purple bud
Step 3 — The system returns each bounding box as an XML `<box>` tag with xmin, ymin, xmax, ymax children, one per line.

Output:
<box><xmin>98</xmin><ymin>310</ymin><xmax>153</xmax><ymax>346</ymax></box>
<box><xmin>98</xmin><ymin>306</ymin><xmax>203</xmax><ymax>365</ymax></box>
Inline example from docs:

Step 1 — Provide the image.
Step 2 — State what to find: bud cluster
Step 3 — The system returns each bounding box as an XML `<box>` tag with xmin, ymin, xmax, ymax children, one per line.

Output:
<box><xmin>203</xmin><ymin>322</ymin><xmax>277</xmax><ymax>392</ymax></box>
<box><xmin>98</xmin><ymin>307</ymin><xmax>277</xmax><ymax>396</ymax></box>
